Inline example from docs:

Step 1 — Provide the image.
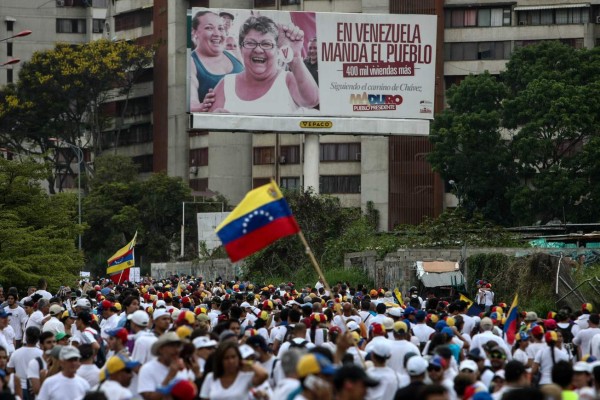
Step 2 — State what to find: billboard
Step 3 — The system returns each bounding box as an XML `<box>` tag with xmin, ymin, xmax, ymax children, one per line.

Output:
<box><xmin>188</xmin><ymin>8</ymin><xmax>436</xmax><ymax>134</ymax></box>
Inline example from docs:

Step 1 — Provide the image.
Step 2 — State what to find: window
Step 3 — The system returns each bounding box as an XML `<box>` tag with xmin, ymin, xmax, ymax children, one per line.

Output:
<box><xmin>7</xmin><ymin>69</ymin><xmax>13</xmax><ymax>84</ymax></box>
<box><xmin>518</xmin><ymin>8</ymin><xmax>589</xmax><ymax>25</ymax></box>
<box><xmin>445</xmin><ymin>41</ymin><xmax>511</xmax><ymax>61</ymax></box>
<box><xmin>320</xmin><ymin>175</ymin><xmax>361</xmax><ymax>194</ymax></box>
<box><xmin>92</xmin><ymin>0</ymin><xmax>108</xmax><ymax>7</ymax></box>
<box><xmin>115</xmin><ymin>9</ymin><xmax>152</xmax><ymax>32</ymax></box>
<box><xmin>190</xmin><ymin>178</ymin><xmax>208</xmax><ymax>192</ymax></box>
<box><xmin>320</xmin><ymin>143</ymin><xmax>361</xmax><ymax>162</ymax></box>
<box><xmin>254</xmin><ymin>0</ymin><xmax>276</xmax><ymax>7</ymax></box>
<box><xmin>6</xmin><ymin>21</ymin><xmax>14</xmax><ymax>32</ymax></box>
<box><xmin>56</xmin><ymin>19</ymin><xmax>86</xmax><ymax>34</ymax></box>
<box><xmin>280</xmin><ymin>145</ymin><xmax>300</xmax><ymax>164</ymax></box>
<box><xmin>253</xmin><ymin>178</ymin><xmax>271</xmax><ymax>188</ymax></box>
<box><xmin>445</xmin><ymin>7</ymin><xmax>510</xmax><ymax>28</ymax></box>
<box><xmin>190</xmin><ymin>147</ymin><xmax>208</xmax><ymax>167</ymax></box>
<box><xmin>281</xmin><ymin>177</ymin><xmax>300</xmax><ymax>190</ymax></box>
<box><xmin>56</xmin><ymin>173</ymin><xmax>77</xmax><ymax>189</ymax></box>
<box><xmin>93</xmin><ymin>19</ymin><xmax>105</xmax><ymax>33</ymax></box>
<box><xmin>132</xmin><ymin>154</ymin><xmax>153</xmax><ymax>173</ymax></box>
<box><xmin>6</xmin><ymin>42</ymin><xmax>12</xmax><ymax>57</ymax></box>
<box><xmin>253</xmin><ymin>147</ymin><xmax>275</xmax><ymax>165</ymax></box>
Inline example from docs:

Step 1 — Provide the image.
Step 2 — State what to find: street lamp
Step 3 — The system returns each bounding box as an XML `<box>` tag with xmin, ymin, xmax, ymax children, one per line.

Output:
<box><xmin>0</xmin><ymin>30</ymin><xmax>32</xmax><ymax>43</ymax></box>
<box><xmin>49</xmin><ymin>138</ymin><xmax>83</xmax><ymax>251</ymax></box>
<box><xmin>0</xmin><ymin>59</ymin><xmax>20</xmax><ymax>67</ymax></box>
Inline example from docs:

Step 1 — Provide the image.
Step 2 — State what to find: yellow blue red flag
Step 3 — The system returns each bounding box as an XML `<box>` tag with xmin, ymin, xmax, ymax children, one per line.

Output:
<box><xmin>107</xmin><ymin>232</ymin><xmax>137</xmax><ymax>283</ymax></box>
<box><xmin>215</xmin><ymin>181</ymin><xmax>300</xmax><ymax>262</ymax></box>
<box><xmin>503</xmin><ymin>293</ymin><xmax>519</xmax><ymax>345</ymax></box>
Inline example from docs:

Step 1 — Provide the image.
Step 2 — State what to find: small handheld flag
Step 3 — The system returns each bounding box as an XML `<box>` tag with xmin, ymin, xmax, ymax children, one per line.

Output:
<box><xmin>503</xmin><ymin>293</ymin><xmax>519</xmax><ymax>345</ymax></box>
<box><xmin>393</xmin><ymin>288</ymin><xmax>405</xmax><ymax>307</ymax></box>
<box><xmin>107</xmin><ymin>231</ymin><xmax>137</xmax><ymax>284</ymax></box>
<box><xmin>459</xmin><ymin>293</ymin><xmax>474</xmax><ymax>308</ymax></box>
<box><xmin>215</xmin><ymin>181</ymin><xmax>300</xmax><ymax>262</ymax></box>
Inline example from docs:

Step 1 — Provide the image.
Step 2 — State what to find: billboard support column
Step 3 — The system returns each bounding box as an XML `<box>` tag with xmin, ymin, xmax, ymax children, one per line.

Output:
<box><xmin>304</xmin><ymin>133</ymin><xmax>320</xmax><ymax>194</ymax></box>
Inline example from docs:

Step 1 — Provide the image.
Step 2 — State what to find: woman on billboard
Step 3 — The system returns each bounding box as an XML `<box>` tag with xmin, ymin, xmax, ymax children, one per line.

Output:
<box><xmin>189</xmin><ymin>11</ymin><xmax>244</xmax><ymax>112</ymax></box>
<box><xmin>204</xmin><ymin>15</ymin><xmax>319</xmax><ymax>114</ymax></box>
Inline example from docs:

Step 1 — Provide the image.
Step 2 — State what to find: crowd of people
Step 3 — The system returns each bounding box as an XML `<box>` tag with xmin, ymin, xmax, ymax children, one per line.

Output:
<box><xmin>0</xmin><ymin>277</ymin><xmax>597</xmax><ymax>400</ymax></box>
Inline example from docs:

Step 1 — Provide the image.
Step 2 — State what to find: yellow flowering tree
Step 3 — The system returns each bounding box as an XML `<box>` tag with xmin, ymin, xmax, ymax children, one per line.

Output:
<box><xmin>0</xmin><ymin>39</ymin><xmax>154</xmax><ymax>193</ymax></box>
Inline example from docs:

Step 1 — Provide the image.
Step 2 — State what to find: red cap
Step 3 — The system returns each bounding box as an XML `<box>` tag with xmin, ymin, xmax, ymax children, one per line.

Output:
<box><xmin>101</xmin><ymin>300</ymin><xmax>113</xmax><ymax>310</ymax></box>
<box><xmin>544</xmin><ymin>319</ymin><xmax>557</xmax><ymax>331</ymax></box>
<box><xmin>107</xmin><ymin>328</ymin><xmax>128</xmax><ymax>344</ymax></box>
<box><xmin>168</xmin><ymin>379</ymin><xmax>198</xmax><ymax>400</ymax></box>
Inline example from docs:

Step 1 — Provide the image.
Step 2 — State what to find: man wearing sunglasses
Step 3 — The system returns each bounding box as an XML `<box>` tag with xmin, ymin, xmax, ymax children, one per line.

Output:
<box><xmin>427</xmin><ymin>356</ymin><xmax>456</xmax><ymax>400</ymax></box>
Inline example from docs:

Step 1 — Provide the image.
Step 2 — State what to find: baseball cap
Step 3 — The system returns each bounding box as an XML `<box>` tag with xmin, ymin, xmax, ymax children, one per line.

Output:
<box><xmin>239</xmin><ymin>344</ymin><xmax>256</xmax><ymax>360</ymax></box>
<box><xmin>403</xmin><ymin>306</ymin><xmax>416</xmax><ymax>317</ymax></box>
<box><xmin>524</xmin><ymin>312</ymin><xmax>538</xmax><ymax>322</ymax></box>
<box><xmin>127</xmin><ymin>310</ymin><xmax>150</xmax><ymax>327</ymax></box>
<box><xmin>74</xmin><ymin>298</ymin><xmax>91</xmax><ymax>309</ymax></box>
<box><xmin>0</xmin><ymin>309</ymin><xmax>11</xmax><ymax>319</ymax></box>
<box><xmin>459</xmin><ymin>360</ymin><xmax>479</xmax><ymax>373</ymax></box>
<box><xmin>407</xmin><ymin>356</ymin><xmax>428</xmax><ymax>376</ymax></box>
<box><xmin>429</xmin><ymin>355</ymin><xmax>446</xmax><ymax>369</ymax></box>
<box><xmin>153</xmin><ymin>308</ymin><xmax>171</xmax><ymax>320</ymax></box>
<box><xmin>393</xmin><ymin>321</ymin><xmax>408</xmax><ymax>333</ymax></box>
<box><xmin>246</xmin><ymin>335</ymin><xmax>268</xmax><ymax>352</ymax></box>
<box><xmin>297</xmin><ymin>353</ymin><xmax>337</xmax><ymax>378</ymax></box>
<box><xmin>467</xmin><ymin>348</ymin><xmax>484</xmax><ymax>361</ymax></box>
<box><xmin>387</xmin><ymin>308</ymin><xmax>402</xmax><ymax>318</ymax></box>
<box><xmin>415</xmin><ymin>310</ymin><xmax>427</xmax><ymax>322</ymax></box>
<box><xmin>480</xmin><ymin>317</ymin><xmax>493</xmax><ymax>330</ymax></box>
<box><xmin>75</xmin><ymin>311</ymin><xmax>93</xmax><ymax>325</ymax></box>
<box><xmin>59</xmin><ymin>346</ymin><xmax>81</xmax><ymax>361</ymax></box>
<box><xmin>333</xmin><ymin>365</ymin><xmax>379</xmax><ymax>388</ymax></box>
<box><xmin>193</xmin><ymin>336</ymin><xmax>218</xmax><ymax>349</ymax></box>
<box><xmin>219</xmin><ymin>330</ymin><xmax>237</xmax><ymax>342</ymax></box>
<box><xmin>157</xmin><ymin>378</ymin><xmax>198</xmax><ymax>400</ymax></box>
<box><xmin>346</xmin><ymin>321</ymin><xmax>360</xmax><ymax>332</ymax></box>
<box><xmin>544</xmin><ymin>319</ymin><xmax>557</xmax><ymax>331</ymax></box>
<box><xmin>100</xmin><ymin>300</ymin><xmax>114</xmax><ymax>310</ymax></box>
<box><xmin>150</xmin><ymin>332</ymin><xmax>182</xmax><ymax>356</ymax></box>
<box><xmin>55</xmin><ymin>332</ymin><xmax>70</xmax><ymax>341</ymax></box>
<box><xmin>49</xmin><ymin>305</ymin><xmax>64</xmax><ymax>316</ymax></box>
<box><xmin>369</xmin><ymin>340</ymin><xmax>391</xmax><ymax>359</ymax></box>
<box><xmin>106</xmin><ymin>328</ymin><xmax>129</xmax><ymax>344</ymax></box>
<box><xmin>574</xmin><ymin>361</ymin><xmax>591</xmax><ymax>373</ymax></box>
<box><xmin>100</xmin><ymin>354</ymin><xmax>141</xmax><ymax>382</ymax></box>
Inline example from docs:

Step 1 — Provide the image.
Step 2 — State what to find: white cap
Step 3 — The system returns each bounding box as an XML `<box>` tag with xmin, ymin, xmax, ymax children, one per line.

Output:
<box><xmin>493</xmin><ymin>370</ymin><xmax>505</xmax><ymax>380</ymax></box>
<box><xmin>369</xmin><ymin>340</ymin><xmax>392</xmax><ymax>359</ymax></box>
<box><xmin>239</xmin><ymin>344</ymin><xmax>256</xmax><ymax>359</ymax></box>
<box><xmin>155</xmin><ymin>300</ymin><xmax>166</xmax><ymax>308</ymax></box>
<box><xmin>347</xmin><ymin>321</ymin><xmax>360</xmax><ymax>332</ymax></box>
<box><xmin>459</xmin><ymin>360</ymin><xmax>478</xmax><ymax>372</ymax></box>
<box><xmin>240</xmin><ymin>302</ymin><xmax>252</xmax><ymax>308</ymax></box>
<box><xmin>193</xmin><ymin>336</ymin><xmax>218</xmax><ymax>349</ymax></box>
<box><xmin>387</xmin><ymin>308</ymin><xmax>403</xmax><ymax>318</ymax></box>
<box><xmin>153</xmin><ymin>308</ymin><xmax>171</xmax><ymax>320</ymax></box>
<box><xmin>574</xmin><ymin>361</ymin><xmax>591</xmax><ymax>373</ymax></box>
<box><xmin>49</xmin><ymin>305</ymin><xmax>64</xmax><ymax>316</ymax></box>
<box><xmin>407</xmin><ymin>356</ymin><xmax>428</xmax><ymax>376</ymax></box>
<box><xmin>382</xmin><ymin>317</ymin><xmax>394</xmax><ymax>331</ymax></box>
<box><xmin>127</xmin><ymin>310</ymin><xmax>150</xmax><ymax>327</ymax></box>
<box><xmin>75</xmin><ymin>298</ymin><xmax>91</xmax><ymax>309</ymax></box>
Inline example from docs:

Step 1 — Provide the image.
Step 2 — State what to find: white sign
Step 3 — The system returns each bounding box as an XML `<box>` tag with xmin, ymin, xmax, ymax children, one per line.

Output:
<box><xmin>130</xmin><ymin>267</ymin><xmax>141</xmax><ymax>283</ymax></box>
<box><xmin>188</xmin><ymin>8</ymin><xmax>436</xmax><ymax>133</ymax></box>
<box><xmin>197</xmin><ymin>212</ymin><xmax>231</xmax><ymax>253</ymax></box>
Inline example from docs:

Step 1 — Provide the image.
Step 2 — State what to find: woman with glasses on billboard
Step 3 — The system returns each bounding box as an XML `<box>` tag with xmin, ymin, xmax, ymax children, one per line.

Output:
<box><xmin>189</xmin><ymin>11</ymin><xmax>244</xmax><ymax>112</ymax></box>
<box><xmin>205</xmin><ymin>15</ymin><xmax>319</xmax><ymax>114</ymax></box>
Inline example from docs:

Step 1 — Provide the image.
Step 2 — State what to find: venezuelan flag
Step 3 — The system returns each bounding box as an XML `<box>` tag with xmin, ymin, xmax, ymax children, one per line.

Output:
<box><xmin>107</xmin><ymin>232</ymin><xmax>137</xmax><ymax>283</ymax></box>
<box><xmin>459</xmin><ymin>293</ymin><xmax>474</xmax><ymax>308</ymax></box>
<box><xmin>216</xmin><ymin>181</ymin><xmax>300</xmax><ymax>262</ymax></box>
<box><xmin>393</xmin><ymin>288</ymin><xmax>405</xmax><ymax>307</ymax></box>
<box><xmin>503</xmin><ymin>293</ymin><xmax>519</xmax><ymax>345</ymax></box>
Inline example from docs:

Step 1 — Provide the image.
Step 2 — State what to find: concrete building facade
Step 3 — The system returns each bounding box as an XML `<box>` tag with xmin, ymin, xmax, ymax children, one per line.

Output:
<box><xmin>4</xmin><ymin>0</ymin><xmax>600</xmax><ymax>230</ymax></box>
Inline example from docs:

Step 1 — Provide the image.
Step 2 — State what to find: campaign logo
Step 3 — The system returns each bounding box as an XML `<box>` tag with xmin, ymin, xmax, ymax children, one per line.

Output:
<box><xmin>350</xmin><ymin>92</ymin><xmax>403</xmax><ymax>111</ymax></box>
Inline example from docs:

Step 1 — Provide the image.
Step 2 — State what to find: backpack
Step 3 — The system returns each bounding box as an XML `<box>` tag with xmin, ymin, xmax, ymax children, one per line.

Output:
<box><xmin>281</xmin><ymin>325</ymin><xmax>294</xmax><ymax>343</ymax></box>
<box><xmin>27</xmin><ymin>356</ymin><xmax>43</xmax><ymax>399</ymax></box>
<box><xmin>557</xmin><ymin>322</ymin><xmax>574</xmax><ymax>344</ymax></box>
<box><xmin>85</xmin><ymin>328</ymin><xmax>107</xmax><ymax>368</ymax></box>
<box><xmin>289</xmin><ymin>339</ymin><xmax>309</xmax><ymax>349</ymax></box>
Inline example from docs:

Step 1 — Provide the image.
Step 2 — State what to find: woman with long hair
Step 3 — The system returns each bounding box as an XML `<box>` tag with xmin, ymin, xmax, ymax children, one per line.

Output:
<box><xmin>512</xmin><ymin>332</ymin><xmax>532</xmax><ymax>368</ymax></box>
<box><xmin>199</xmin><ymin>341</ymin><xmax>267</xmax><ymax>400</ymax></box>
<box><xmin>532</xmin><ymin>331</ymin><xmax>569</xmax><ymax>386</ymax></box>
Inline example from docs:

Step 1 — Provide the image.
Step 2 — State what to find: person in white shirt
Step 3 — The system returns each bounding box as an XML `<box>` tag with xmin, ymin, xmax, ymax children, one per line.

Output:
<box><xmin>491</xmin><ymin>360</ymin><xmax>529</xmax><ymax>400</ymax></box>
<box><xmin>6</xmin><ymin>292</ymin><xmax>26</xmax><ymax>348</ymax></box>
<box><xmin>532</xmin><ymin>331</ymin><xmax>569</xmax><ymax>385</ymax></box>
<box><xmin>573</xmin><ymin>313</ymin><xmax>600</xmax><ymax>359</ymax></box>
<box><xmin>27</xmin><ymin>331</ymin><xmax>56</xmax><ymax>397</ymax></box>
<box><xmin>366</xmin><ymin>340</ymin><xmax>402</xmax><ymax>400</ymax></box>
<box><xmin>272</xmin><ymin>349</ymin><xmax>302</xmax><ymax>400</ymax></box>
<box><xmin>42</xmin><ymin>305</ymin><xmax>65</xmax><ymax>335</ymax></box>
<box><xmin>7</xmin><ymin>326</ymin><xmax>43</xmax><ymax>395</ymax></box>
<box><xmin>512</xmin><ymin>332</ymin><xmax>531</xmax><ymax>368</ymax></box>
<box><xmin>92</xmin><ymin>354</ymin><xmax>140</xmax><ymax>400</ymax></box>
<box><xmin>470</xmin><ymin>317</ymin><xmax>512</xmax><ymax>360</ymax></box>
<box><xmin>26</xmin><ymin>298</ymin><xmax>49</xmax><ymax>330</ymax></box>
<box><xmin>99</xmin><ymin>300</ymin><xmax>120</xmax><ymax>341</ymax></box>
<box><xmin>37</xmin><ymin>346</ymin><xmax>90</xmax><ymax>400</ymax></box>
<box><xmin>75</xmin><ymin>343</ymin><xmax>100</xmax><ymax>387</ymax></box>
<box><xmin>388</xmin><ymin>321</ymin><xmax>420</xmax><ymax>376</ymax></box>
<box><xmin>0</xmin><ymin>309</ymin><xmax>15</xmax><ymax>355</ymax></box>
<box><xmin>137</xmin><ymin>332</ymin><xmax>189</xmax><ymax>399</ymax></box>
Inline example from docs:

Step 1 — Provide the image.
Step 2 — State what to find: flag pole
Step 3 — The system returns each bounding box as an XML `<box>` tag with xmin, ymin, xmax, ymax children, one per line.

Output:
<box><xmin>297</xmin><ymin>230</ymin><xmax>366</xmax><ymax>367</ymax></box>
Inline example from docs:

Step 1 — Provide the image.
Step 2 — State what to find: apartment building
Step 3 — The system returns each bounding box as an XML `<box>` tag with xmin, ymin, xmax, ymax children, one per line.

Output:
<box><xmin>6</xmin><ymin>0</ymin><xmax>598</xmax><ymax>230</ymax></box>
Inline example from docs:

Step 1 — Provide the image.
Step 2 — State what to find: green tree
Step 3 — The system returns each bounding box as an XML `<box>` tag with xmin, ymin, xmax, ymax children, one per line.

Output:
<box><xmin>83</xmin><ymin>154</ymin><xmax>194</xmax><ymax>275</ymax></box>
<box><xmin>0</xmin><ymin>157</ymin><xmax>82</xmax><ymax>291</ymax></box>
<box><xmin>428</xmin><ymin>42</ymin><xmax>600</xmax><ymax>225</ymax></box>
<box><xmin>428</xmin><ymin>72</ymin><xmax>516</xmax><ymax>224</ymax></box>
<box><xmin>0</xmin><ymin>40</ymin><xmax>154</xmax><ymax>193</ymax></box>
